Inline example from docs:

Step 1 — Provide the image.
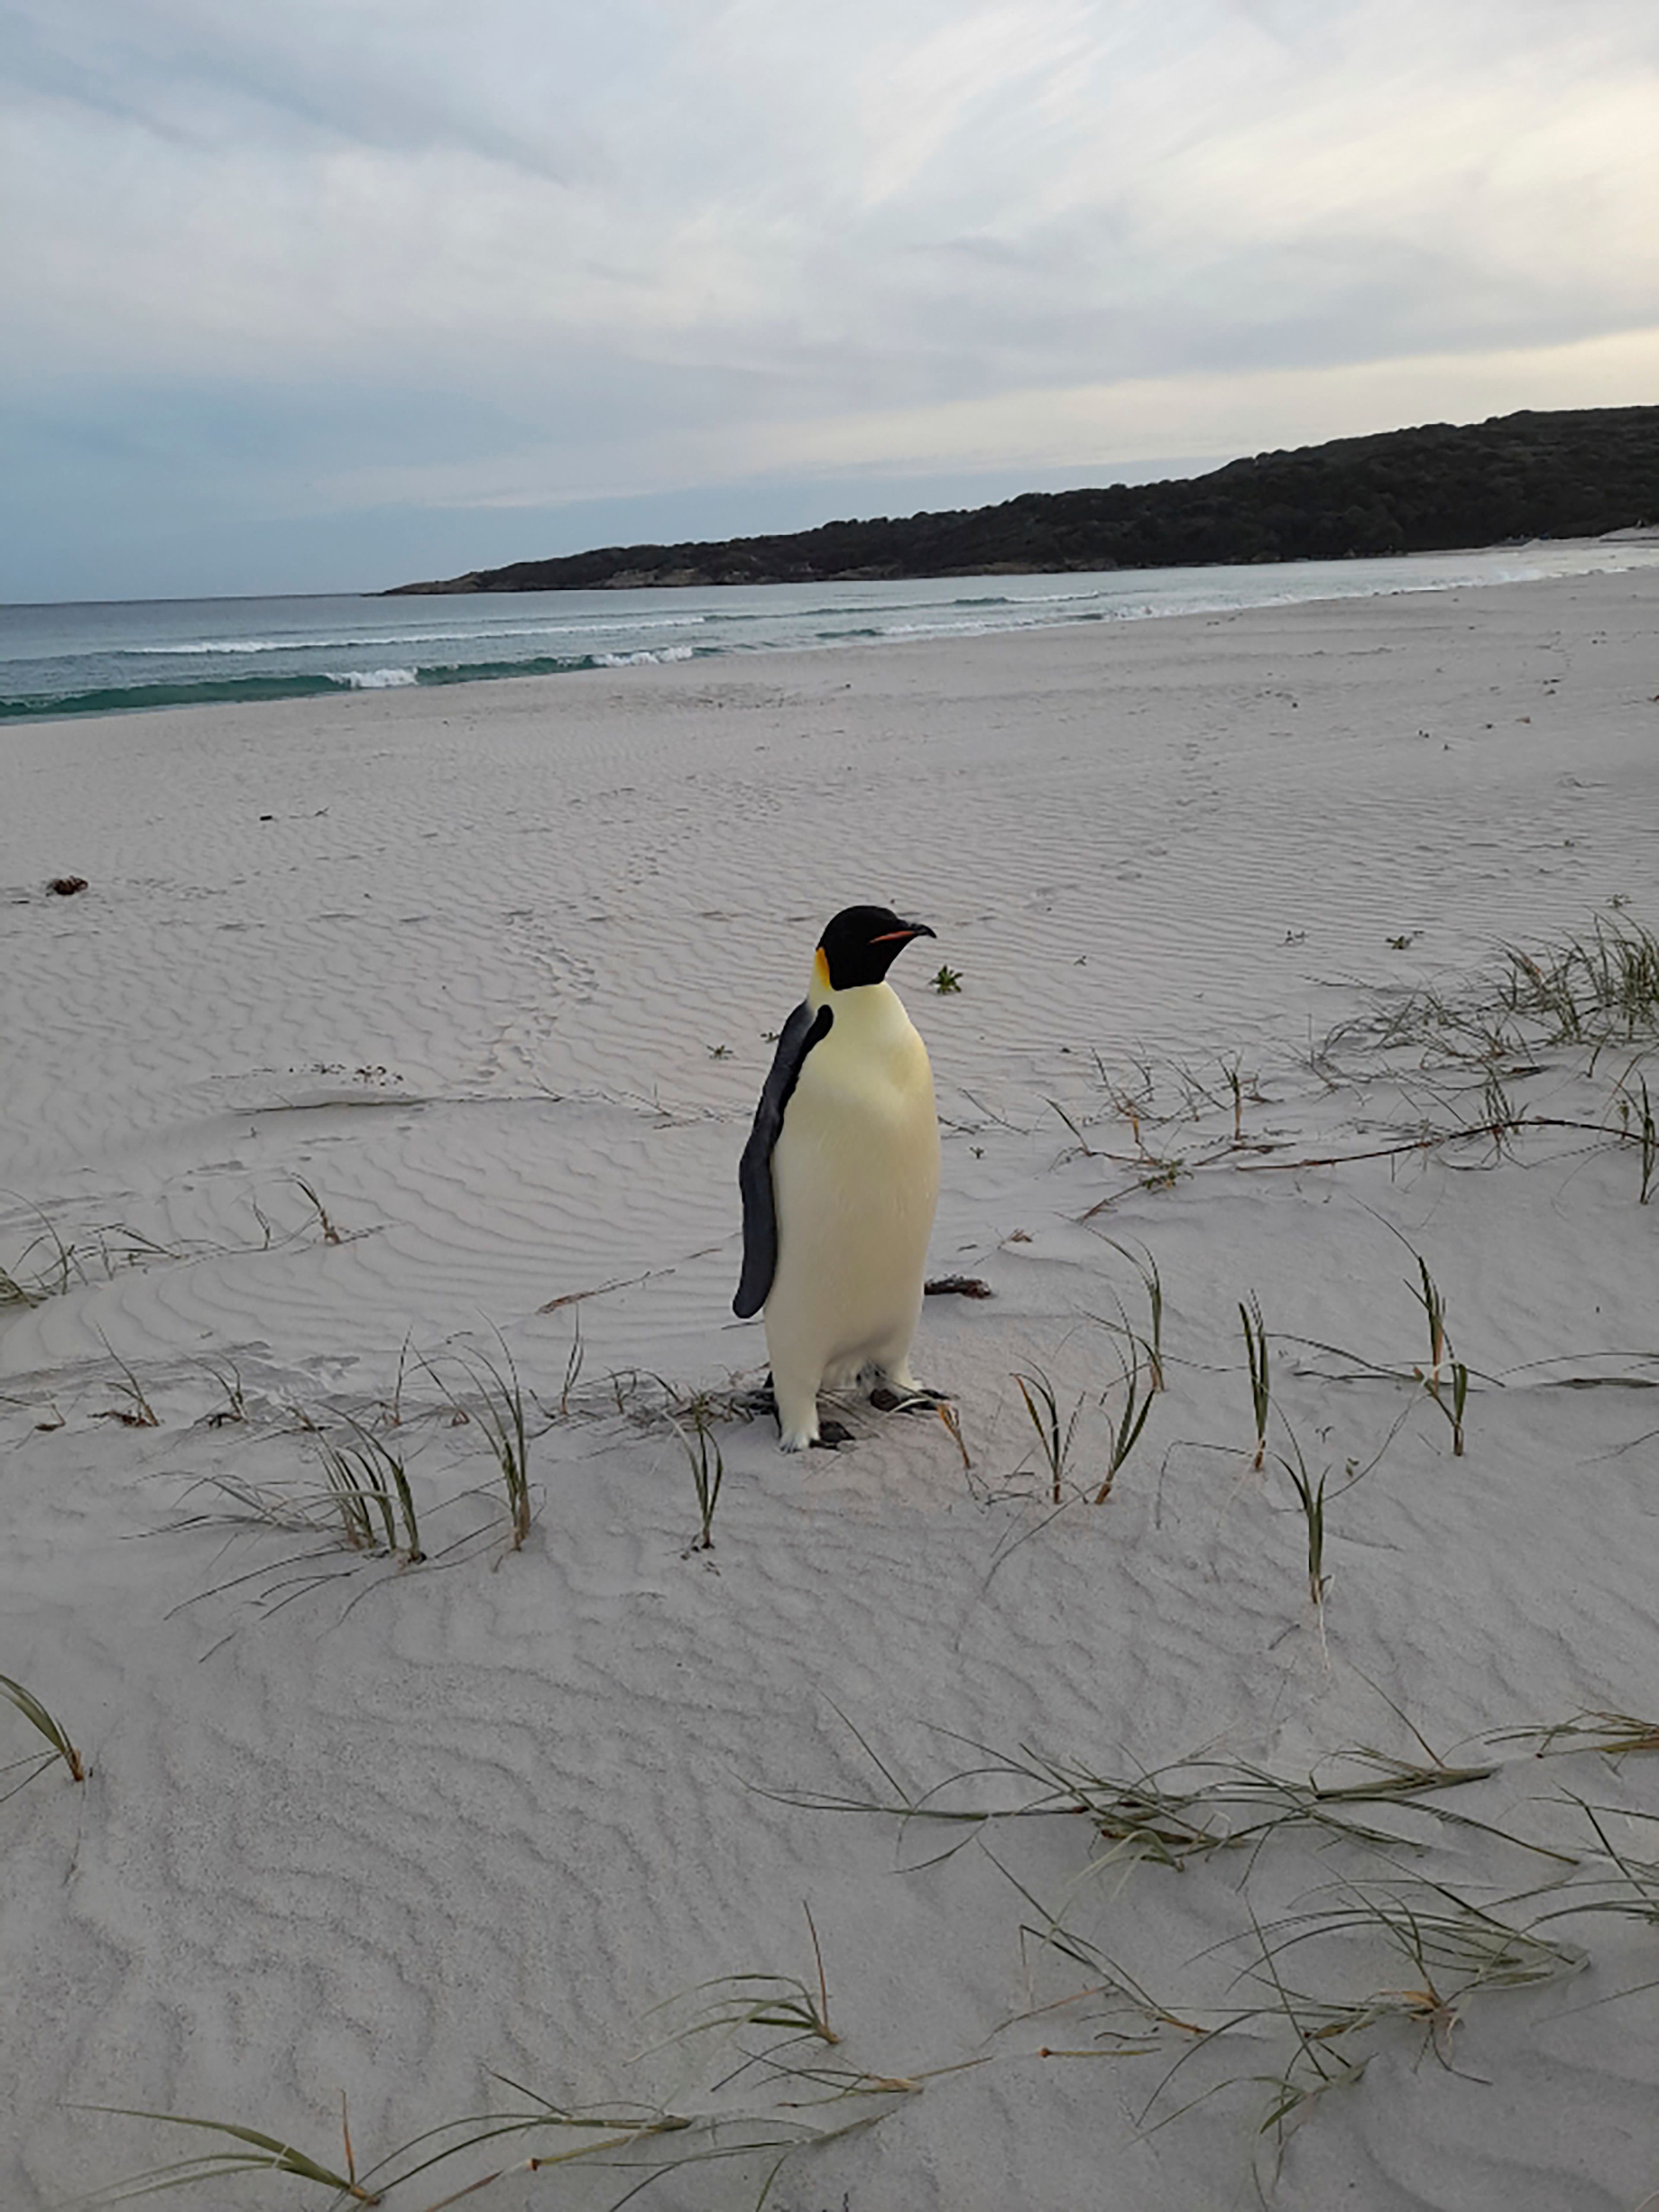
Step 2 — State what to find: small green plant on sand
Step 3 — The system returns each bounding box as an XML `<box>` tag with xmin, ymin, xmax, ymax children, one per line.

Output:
<box><xmin>1013</xmin><ymin>1365</ymin><xmax>1082</xmax><ymax>1505</ymax></box>
<box><xmin>1239</xmin><ymin>1294</ymin><xmax>1271</xmax><ymax>1470</ymax></box>
<box><xmin>1274</xmin><ymin>1431</ymin><xmax>1328</xmax><ymax>1611</ymax></box>
<box><xmin>0</xmin><ymin>1208</ymin><xmax>79</xmax><ymax>1306</ymax></box>
<box><xmin>1</xmin><ymin>1671</ymin><xmax>86</xmax><ymax>1793</ymax></box>
<box><xmin>292</xmin><ymin>1176</ymin><xmax>346</xmax><ymax>1246</ymax></box>
<box><xmin>1614</xmin><ymin>1067</ymin><xmax>1658</xmax><ymax>1204</ymax></box>
<box><xmin>1095</xmin><ymin>1342</ymin><xmax>1154</xmax><ymax>1505</ymax></box>
<box><xmin>197</xmin><ymin>1359</ymin><xmax>247</xmax><ymax>1427</ymax></box>
<box><xmin>94</xmin><ymin>1337</ymin><xmax>159</xmax><ymax>1429</ymax></box>
<box><xmin>559</xmin><ymin>1309</ymin><xmax>584</xmax><ymax>1416</ymax></box>
<box><xmin>931</xmin><ymin>965</ymin><xmax>963</xmax><ymax>994</ymax></box>
<box><xmin>1047</xmin><ymin>1097</ymin><xmax>1098</xmax><ymax>1159</ymax></box>
<box><xmin>466</xmin><ymin>1343</ymin><xmax>533</xmax><ymax>1550</ymax></box>
<box><xmin>1096</xmin><ymin>1239</ymin><xmax>1165</xmax><ymax>1389</ymax></box>
<box><xmin>1220</xmin><ymin>1055</ymin><xmax>1246</xmax><ymax>1141</ymax></box>
<box><xmin>1407</xmin><ymin>1252</ymin><xmax>1468</xmax><ymax>1455</ymax></box>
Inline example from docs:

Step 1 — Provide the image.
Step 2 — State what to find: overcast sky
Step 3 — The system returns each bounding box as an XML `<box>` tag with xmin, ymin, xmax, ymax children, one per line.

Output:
<box><xmin>4</xmin><ymin>0</ymin><xmax>1657</xmax><ymax>601</ymax></box>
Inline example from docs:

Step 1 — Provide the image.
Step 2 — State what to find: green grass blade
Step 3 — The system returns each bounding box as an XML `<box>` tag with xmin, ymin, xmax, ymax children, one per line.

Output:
<box><xmin>0</xmin><ymin>1671</ymin><xmax>85</xmax><ymax>1780</ymax></box>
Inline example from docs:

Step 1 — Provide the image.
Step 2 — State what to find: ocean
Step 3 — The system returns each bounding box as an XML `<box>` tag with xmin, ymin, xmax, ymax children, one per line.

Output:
<box><xmin>5</xmin><ymin>540</ymin><xmax>1658</xmax><ymax>722</ymax></box>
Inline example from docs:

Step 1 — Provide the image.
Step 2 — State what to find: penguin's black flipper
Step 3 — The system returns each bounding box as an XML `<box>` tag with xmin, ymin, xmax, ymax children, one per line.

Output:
<box><xmin>733</xmin><ymin>999</ymin><xmax>833</xmax><ymax>1318</ymax></box>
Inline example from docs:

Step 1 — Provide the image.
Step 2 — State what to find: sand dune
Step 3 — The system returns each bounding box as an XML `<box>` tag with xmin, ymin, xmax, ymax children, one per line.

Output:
<box><xmin>4</xmin><ymin>570</ymin><xmax>1659</xmax><ymax>2210</ymax></box>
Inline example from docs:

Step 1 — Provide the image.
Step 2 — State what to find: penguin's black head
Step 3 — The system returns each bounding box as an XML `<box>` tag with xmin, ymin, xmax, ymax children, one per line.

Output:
<box><xmin>817</xmin><ymin>904</ymin><xmax>937</xmax><ymax>991</ymax></box>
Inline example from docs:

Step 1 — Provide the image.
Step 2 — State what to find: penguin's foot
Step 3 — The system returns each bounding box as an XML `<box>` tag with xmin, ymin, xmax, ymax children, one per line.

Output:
<box><xmin>775</xmin><ymin>1383</ymin><xmax>823</xmax><ymax>1453</ymax></box>
<box><xmin>870</xmin><ymin>1384</ymin><xmax>952</xmax><ymax>1414</ymax></box>
<box><xmin>778</xmin><ymin>1420</ymin><xmax>849</xmax><ymax>1452</ymax></box>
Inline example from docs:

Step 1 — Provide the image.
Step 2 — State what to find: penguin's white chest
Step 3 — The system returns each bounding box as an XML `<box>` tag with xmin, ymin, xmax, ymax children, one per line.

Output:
<box><xmin>767</xmin><ymin>987</ymin><xmax>939</xmax><ymax>1374</ymax></box>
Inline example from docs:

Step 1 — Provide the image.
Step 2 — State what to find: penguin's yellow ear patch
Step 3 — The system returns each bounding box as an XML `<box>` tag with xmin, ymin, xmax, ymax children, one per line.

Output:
<box><xmin>814</xmin><ymin>946</ymin><xmax>832</xmax><ymax>989</ymax></box>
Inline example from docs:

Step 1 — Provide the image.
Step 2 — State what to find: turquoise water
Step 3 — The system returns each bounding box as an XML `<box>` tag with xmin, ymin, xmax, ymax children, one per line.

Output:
<box><xmin>5</xmin><ymin>541</ymin><xmax>1657</xmax><ymax>722</ymax></box>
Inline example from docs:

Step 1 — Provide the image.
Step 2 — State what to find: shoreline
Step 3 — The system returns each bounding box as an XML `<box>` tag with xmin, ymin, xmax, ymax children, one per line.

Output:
<box><xmin>6</xmin><ymin>537</ymin><xmax>1659</xmax><ymax>727</ymax></box>
<box><xmin>379</xmin><ymin>530</ymin><xmax>1633</xmax><ymax>595</ymax></box>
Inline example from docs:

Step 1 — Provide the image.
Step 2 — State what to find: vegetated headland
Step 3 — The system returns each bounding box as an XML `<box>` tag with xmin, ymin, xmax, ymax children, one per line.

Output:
<box><xmin>388</xmin><ymin>404</ymin><xmax>1659</xmax><ymax>595</ymax></box>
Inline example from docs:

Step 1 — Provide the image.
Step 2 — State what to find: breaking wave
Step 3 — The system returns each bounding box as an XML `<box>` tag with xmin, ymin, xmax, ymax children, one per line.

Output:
<box><xmin>0</xmin><ymin>645</ymin><xmax>718</xmax><ymax>721</ymax></box>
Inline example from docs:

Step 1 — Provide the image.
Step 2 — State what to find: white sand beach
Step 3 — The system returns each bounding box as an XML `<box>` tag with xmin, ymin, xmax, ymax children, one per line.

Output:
<box><xmin>5</xmin><ymin>567</ymin><xmax>1659</xmax><ymax>2211</ymax></box>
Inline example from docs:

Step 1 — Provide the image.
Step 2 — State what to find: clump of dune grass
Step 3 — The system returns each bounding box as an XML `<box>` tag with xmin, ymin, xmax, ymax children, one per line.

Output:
<box><xmin>175</xmin><ymin>1410</ymin><xmax>424</xmax><ymax>1565</ymax></box>
<box><xmin>1330</xmin><ymin>909</ymin><xmax>1659</xmax><ymax>1069</ymax></box>
<box><xmin>196</xmin><ymin>1358</ymin><xmax>247</xmax><ymax>1427</ymax></box>
<box><xmin>1</xmin><ymin>1671</ymin><xmax>87</xmax><ymax>1801</ymax></box>
<box><xmin>1264</xmin><ymin>1879</ymin><xmax>1580</xmax><ymax>2110</ymax></box>
<box><xmin>291</xmin><ymin>1175</ymin><xmax>346</xmax><ymax>1246</ymax></box>
<box><xmin>73</xmin><ymin>2107</ymin><xmax>379</xmax><ymax>2206</ymax></box>
<box><xmin>93</xmin><ymin>1337</ymin><xmax>159</xmax><ymax>1430</ymax></box>
<box><xmin>1013</xmin><ymin>1365</ymin><xmax>1082</xmax><ymax>1505</ymax></box>
<box><xmin>779</xmin><ymin>1726</ymin><xmax>1521</xmax><ymax>1875</ymax></box>
<box><xmin>413</xmin><ymin>1335</ymin><xmax>537</xmax><ymax>1548</ymax></box>
<box><xmin>1239</xmin><ymin>1294</ymin><xmax>1270</xmax><ymax>1470</ymax></box>
<box><xmin>670</xmin><ymin>1398</ymin><xmax>725</xmax><ymax>1551</ymax></box>
<box><xmin>0</xmin><ymin>1205</ymin><xmax>79</xmax><ymax>1306</ymax></box>
<box><xmin>317</xmin><ymin>1421</ymin><xmax>424</xmax><ymax>1563</ymax></box>
<box><xmin>1502</xmin><ymin>912</ymin><xmax>1659</xmax><ymax>1050</ymax></box>
<box><xmin>646</xmin><ymin>1907</ymin><xmax>839</xmax><ymax>2053</ymax></box>
<box><xmin>0</xmin><ymin>1199</ymin><xmax>280</xmax><ymax>1309</ymax></box>
<box><xmin>449</xmin><ymin>1340</ymin><xmax>532</xmax><ymax>1550</ymax></box>
<box><xmin>1096</xmin><ymin>1058</ymin><xmax>1154</xmax><ymax>1148</ymax></box>
<box><xmin>1494</xmin><ymin>1710</ymin><xmax>1659</xmax><ymax>1759</ymax></box>
<box><xmin>0</xmin><ymin>1247</ymin><xmax>53</xmax><ymax>1309</ymax></box>
<box><xmin>1014</xmin><ymin>1855</ymin><xmax>1583</xmax><ymax>2174</ymax></box>
<box><xmin>1093</xmin><ymin>1239</ymin><xmax>1166</xmax><ymax>1389</ymax></box>
<box><xmin>1227</xmin><ymin>1882</ymin><xmax>1582</xmax><ymax>2150</ymax></box>
<box><xmin>83</xmin><ymin>1913</ymin><xmax>931</xmax><ymax>2212</ymax></box>
<box><xmin>84</xmin><ymin>2075</ymin><xmax>915</xmax><ymax>2212</ymax></box>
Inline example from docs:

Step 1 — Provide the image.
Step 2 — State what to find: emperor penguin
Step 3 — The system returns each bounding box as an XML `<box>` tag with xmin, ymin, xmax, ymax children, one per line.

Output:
<box><xmin>734</xmin><ymin>905</ymin><xmax>941</xmax><ymax>1452</ymax></box>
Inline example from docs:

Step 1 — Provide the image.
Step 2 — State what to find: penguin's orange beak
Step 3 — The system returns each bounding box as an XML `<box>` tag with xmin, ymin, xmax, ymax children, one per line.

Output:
<box><xmin>870</xmin><ymin>922</ymin><xmax>936</xmax><ymax>944</ymax></box>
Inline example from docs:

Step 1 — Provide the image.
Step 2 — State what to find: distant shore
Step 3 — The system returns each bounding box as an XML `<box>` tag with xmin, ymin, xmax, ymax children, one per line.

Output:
<box><xmin>385</xmin><ymin>402</ymin><xmax>1659</xmax><ymax>594</ymax></box>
